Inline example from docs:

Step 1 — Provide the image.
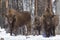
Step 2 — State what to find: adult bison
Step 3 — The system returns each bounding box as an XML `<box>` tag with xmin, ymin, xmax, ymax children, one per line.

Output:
<box><xmin>5</xmin><ymin>9</ymin><xmax>31</xmax><ymax>36</ymax></box>
<box><xmin>42</xmin><ymin>0</ymin><xmax>59</xmax><ymax>37</ymax></box>
<box><xmin>43</xmin><ymin>8</ymin><xmax>59</xmax><ymax>37</ymax></box>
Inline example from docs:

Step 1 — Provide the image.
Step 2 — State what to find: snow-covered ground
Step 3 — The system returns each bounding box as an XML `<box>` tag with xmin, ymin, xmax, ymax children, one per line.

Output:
<box><xmin>0</xmin><ymin>27</ymin><xmax>60</xmax><ymax>40</ymax></box>
<box><xmin>0</xmin><ymin>0</ymin><xmax>59</xmax><ymax>40</ymax></box>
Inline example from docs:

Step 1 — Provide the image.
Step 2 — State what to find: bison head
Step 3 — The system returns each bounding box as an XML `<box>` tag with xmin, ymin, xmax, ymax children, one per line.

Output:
<box><xmin>5</xmin><ymin>14</ymin><xmax>15</xmax><ymax>24</ymax></box>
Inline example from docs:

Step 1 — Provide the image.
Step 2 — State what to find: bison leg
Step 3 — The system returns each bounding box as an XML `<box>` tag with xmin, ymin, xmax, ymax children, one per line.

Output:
<box><xmin>8</xmin><ymin>22</ymin><xmax>13</xmax><ymax>36</ymax></box>
<box><xmin>10</xmin><ymin>28</ymin><xmax>12</xmax><ymax>35</ymax></box>
<box><xmin>44</xmin><ymin>27</ymin><xmax>50</xmax><ymax>37</ymax></box>
<box><xmin>9</xmin><ymin>27</ymin><xmax>12</xmax><ymax>35</ymax></box>
<box><xmin>22</xmin><ymin>26</ymin><xmax>25</xmax><ymax>35</ymax></box>
<box><xmin>14</xmin><ymin>30</ymin><xmax>17</xmax><ymax>36</ymax></box>
<box><xmin>27</xmin><ymin>27</ymin><xmax>31</xmax><ymax>35</ymax></box>
<box><xmin>52</xmin><ymin>26</ymin><xmax>55</xmax><ymax>36</ymax></box>
<box><xmin>38</xmin><ymin>29</ymin><xmax>40</xmax><ymax>35</ymax></box>
<box><xmin>13</xmin><ymin>25</ymin><xmax>18</xmax><ymax>36</ymax></box>
<box><xmin>45</xmin><ymin>30</ymin><xmax>50</xmax><ymax>37</ymax></box>
<box><xmin>50</xmin><ymin>27</ymin><xmax>53</xmax><ymax>36</ymax></box>
<box><xmin>50</xmin><ymin>26</ymin><xmax>55</xmax><ymax>36</ymax></box>
<box><xmin>26</xmin><ymin>22</ymin><xmax>31</xmax><ymax>35</ymax></box>
<box><xmin>38</xmin><ymin>26</ymin><xmax>41</xmax><ymax>35</ymax></box>
<box><xmin>27</xmin><ymin>26</ymin><xmax>31</xmax><ymax>35</ymax></box>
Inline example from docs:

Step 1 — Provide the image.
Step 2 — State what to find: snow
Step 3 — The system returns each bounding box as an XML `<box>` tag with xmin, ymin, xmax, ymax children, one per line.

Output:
<box><xmin>0</xmin><ymin>27</ymin><xmax>60</xmax><ymax>40</ymax></box>
<box><xmin>0</xmin><ymin>0</ymin><xmax>59</xmax><ymax>40</ymax></box>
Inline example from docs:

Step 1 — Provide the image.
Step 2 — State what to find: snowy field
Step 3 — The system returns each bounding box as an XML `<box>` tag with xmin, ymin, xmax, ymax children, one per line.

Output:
<box><xmin>0</xmin><ymin>0</ymin><xmax>59</xmax><ymax>40</ymax></box>
<box><xmin>0</xmin><ymin>27</ymin><xmax>60</xmax><ymax>40</ymax></box>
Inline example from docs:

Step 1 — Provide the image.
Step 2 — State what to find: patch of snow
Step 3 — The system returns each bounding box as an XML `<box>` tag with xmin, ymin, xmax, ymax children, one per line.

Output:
<box><xmin>0</xmin><ymin>27</ymin><xmax>60</xmax><ymax>40</ymax></box>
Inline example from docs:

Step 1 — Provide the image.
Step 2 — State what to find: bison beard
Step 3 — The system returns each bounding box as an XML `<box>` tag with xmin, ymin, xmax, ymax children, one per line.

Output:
<box><xmin>5</xmin><ymin>9</ymin><xmax>31</xmax><ymax>36</ymax></box>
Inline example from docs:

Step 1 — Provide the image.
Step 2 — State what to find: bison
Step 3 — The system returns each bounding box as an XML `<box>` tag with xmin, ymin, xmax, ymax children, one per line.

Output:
<box><xmin>43</xmin><ymin>7</ymin><xmax>59</xmax><ymax>37</ymax></box>
<box><xmin>43</xmin><ymin>15</ymin><xmax>59</xmax><ymax>37</ymax></box>
<box><xmin>34</xmin><ymin>16</ymin><xmax>41</xmax><ymax>35</ymax></box>
<box><xmin>33</xmin><ymin>16</ymin><xmax>43</xmax><ymax>35</ymax></box>
<box><xmin>4</xmin><ymin>9</ymin><xmax>31</xmax><ymax>36</ymax></box>
<box><xmin>51</xmin><ymin>15</ymin><xmax>59</xmax><ymax>36</ymax></box>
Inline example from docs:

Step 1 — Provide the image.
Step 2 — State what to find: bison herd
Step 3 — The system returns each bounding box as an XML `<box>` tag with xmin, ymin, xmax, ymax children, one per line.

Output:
<box><xmin>3</xmin><ymin>8</ymin><xmax>59</xmax><ymax>37</ymax></box>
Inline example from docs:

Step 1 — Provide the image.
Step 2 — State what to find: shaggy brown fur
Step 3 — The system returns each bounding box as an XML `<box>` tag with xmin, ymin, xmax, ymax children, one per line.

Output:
<box><xmin>42</xmin><ymin>0</ymin><xmax>59</xmax><ymax>37</ymax></box>
<box><xmin>43</xmin><ymin>15</ymin><xmax>53</xmax><ymax>37</ymax></box>
<box><xmin>34</xmin><ymin>16</ymin><xmax>43</xmax><ymax>35</ymax></box>
<box><xmin>34</xmin><ymin>16</ymin><xmax>41</xmax><ymax>35</ymax></box>
<box><xmin>43</xmin><ymin>14</ymin><xmax>59</xmax><ymax>37</ymax></box>
<box><xmin>5</xmin><ymin>9</ymin><xmax>31</xmax><ymax>35</ymax></box>
<box><xmin>51</xmin><ymin>15</ymin><xmax>59</xmax><ymax>36</ymax></box>
<box><xmin>43</xmin><ymin>7</ymin><xmax>59</xmax><ymax>37</ymax></box>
